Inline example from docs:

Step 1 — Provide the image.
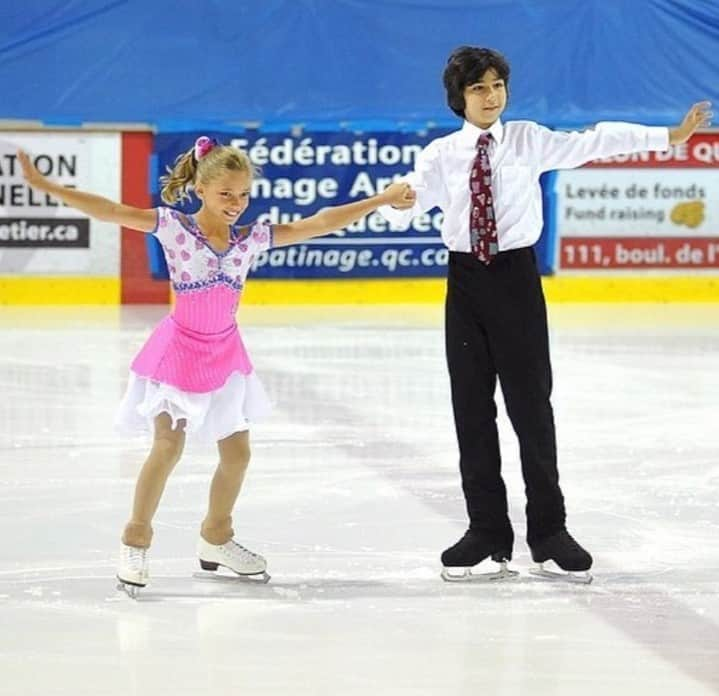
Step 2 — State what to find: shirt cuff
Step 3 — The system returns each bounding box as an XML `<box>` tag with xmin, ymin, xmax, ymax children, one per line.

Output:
<box><xmin>646</xmin><ymin>126</ymin><xmax>670</xmax><ymax>152</ymax></box>
<box><xmin>377</xmin><ymin>203</ymin><xmax>414</xmax><ymax>227</ymax></box>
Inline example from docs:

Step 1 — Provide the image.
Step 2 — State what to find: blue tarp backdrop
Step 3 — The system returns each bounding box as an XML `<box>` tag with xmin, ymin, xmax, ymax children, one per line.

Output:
<box><xmin>2</xmin><ymin>1</ymin><xmax>715</xmax><ymax>278</ymax></box>
<box><xmin>1</xmin><ymin>0</ymin><xmax>718</xmax><ymax>129</ymax></box>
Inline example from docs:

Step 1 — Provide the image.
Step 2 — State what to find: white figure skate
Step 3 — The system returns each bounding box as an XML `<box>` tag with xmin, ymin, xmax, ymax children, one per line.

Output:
<box><xmin>196</xmin><ymin>537</ymin><xmax>270</xmax><ymax>584</ymax></box>
<box><xmin>116</xmin><ymin>543</ymin><xmax>149</xmax><ymax>598</ymax></box>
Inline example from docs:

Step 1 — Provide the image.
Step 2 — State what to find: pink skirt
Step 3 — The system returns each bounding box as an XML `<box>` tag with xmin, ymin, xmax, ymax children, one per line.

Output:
<box><xmin>130</xmin><ymin>315</ymin><xmax>254</xmax><ymax>393</ymax></box>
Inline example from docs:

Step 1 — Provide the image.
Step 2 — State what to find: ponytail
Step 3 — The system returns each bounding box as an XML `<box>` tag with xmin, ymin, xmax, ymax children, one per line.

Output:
<box><xmin>159</xmin><ymin>147</ymin><xmax>197</xmax><ymax>205</ymax></box>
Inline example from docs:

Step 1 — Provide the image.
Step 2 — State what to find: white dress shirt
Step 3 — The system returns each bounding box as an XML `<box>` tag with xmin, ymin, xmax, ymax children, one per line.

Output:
<box><xmin>379</xmin><ymin>119</ymin><xmax>670</xmax><ymax>252</ymax></box>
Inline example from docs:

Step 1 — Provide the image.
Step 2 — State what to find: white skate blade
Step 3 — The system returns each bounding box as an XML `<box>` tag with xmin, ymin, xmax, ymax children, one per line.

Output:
<box><xmin>193</xmin><ymin>569</ymin><xmax>271</xmax><ymax>585</ymax></box>
<box><xmin>529</xmin><ymin>563</ymin><xmax>593</xmax><ymax>585</ymax></box>
<box><xmin>441</xmin><ymin>561</ymin><xmax>519</xmax><ymax>583</ymax></box>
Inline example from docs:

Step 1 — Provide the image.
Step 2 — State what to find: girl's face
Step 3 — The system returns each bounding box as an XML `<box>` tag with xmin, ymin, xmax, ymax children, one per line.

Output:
<box><xmin>463</xmin><ymin>67</ymin><xmax>507</xmax><ymax>129</ymax></box>
<box><xmin>196</xmin><ymin>170</ymin><xmax>252</xmax><ymax>224</ymax></box>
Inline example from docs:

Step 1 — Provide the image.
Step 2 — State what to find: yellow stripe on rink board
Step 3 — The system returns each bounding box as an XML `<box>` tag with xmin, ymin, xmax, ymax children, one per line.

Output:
<box><xmin>0</xmin><ymin>276</ymin><xmax>121</xmax><ymax>304</ymax></box>
<box><xmin>542</xmin><ymin>276</ymin><xmax>719</xmax><ymax>303</ymax></box>
<box><xmin>242</xmin><ymin>278</ymin><xmax>448</xmax><ymax>304</ymax></box>
<box><xmin>244</xmin><ymin>276</ymin><xmax>719</xmax><ymax>304</ymax></box>
<box><xmin>0</xmin><ymin>275</ymin><xmax>718</xmax><ymax>305</ymax></box>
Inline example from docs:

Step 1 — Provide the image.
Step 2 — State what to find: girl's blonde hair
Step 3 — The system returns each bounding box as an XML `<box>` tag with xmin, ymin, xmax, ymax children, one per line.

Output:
<box><xmin>159</xmin><ymin>140</ymin><xmax>255</xmax><ymax>205</ymax></box>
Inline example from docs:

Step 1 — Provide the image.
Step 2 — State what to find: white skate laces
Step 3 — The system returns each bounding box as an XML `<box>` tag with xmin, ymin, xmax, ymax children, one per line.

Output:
<box><xmin>197</xmin><ymin>537</ymin><xmax>268</xmax><ymax>577</ymax></box>
<box><xmin>117</xmin><ymin>543</ymin><xmax>149</xmax><ymax>587</ymax></box>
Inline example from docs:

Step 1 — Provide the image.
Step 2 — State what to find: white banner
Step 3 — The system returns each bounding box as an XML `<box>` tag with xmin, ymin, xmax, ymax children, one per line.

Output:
<box><xmin>0</xmin><ymin>132</ymin><xmax>121</xmax><ymax>276</ymax></box>
<box><xmin>554</xmin><ymin>132</ymin><xmax>719</xmax><ymax>271</ymax></box>
<box><xmin>557</xmin><ymin>168</ymin><xmax>717</xmax><ymax>238</ymax></box>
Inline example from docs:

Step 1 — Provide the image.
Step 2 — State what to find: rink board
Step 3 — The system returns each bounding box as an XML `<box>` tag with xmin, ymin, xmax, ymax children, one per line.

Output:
<box><xmin>2</xmin><ymin>275</ymin><xmax>719</xmax><ymax>304</ymax></box>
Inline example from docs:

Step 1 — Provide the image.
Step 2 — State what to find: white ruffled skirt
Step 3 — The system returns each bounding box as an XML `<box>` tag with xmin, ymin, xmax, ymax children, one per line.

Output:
<box><xmin>114</xmin><ymin>370</ymin><xmax>272</xmax><ymax>444</ymax></box>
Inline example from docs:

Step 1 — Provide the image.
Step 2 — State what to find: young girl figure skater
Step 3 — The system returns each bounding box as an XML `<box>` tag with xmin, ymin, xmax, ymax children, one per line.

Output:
<box><xmin>19</xmin><ymin>138</ymin><xmax>414</xmax><ymax>594</ymax></box>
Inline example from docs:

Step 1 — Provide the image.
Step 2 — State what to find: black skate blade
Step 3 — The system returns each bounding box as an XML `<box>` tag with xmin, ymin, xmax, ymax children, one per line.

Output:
<box><xmin>192</xmin><ymin>570</ymin><xmax>271</xmax><ymax>585</ymax></box>
<box><xmin>441</xmin><ymin>561</ymin><xmax>519</xmax><ymax>583</ymax></box>
<box><xmin>529</xmin><ymin>563</ymin><xmax>593</xmax><ymax>585</ymax></box>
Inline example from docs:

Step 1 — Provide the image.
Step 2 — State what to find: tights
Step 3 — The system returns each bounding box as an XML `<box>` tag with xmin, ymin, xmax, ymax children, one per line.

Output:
<box><xmin>121</xmin><ymin>413</ymin><xmax>251</xmax><ymax>548</ymax></box>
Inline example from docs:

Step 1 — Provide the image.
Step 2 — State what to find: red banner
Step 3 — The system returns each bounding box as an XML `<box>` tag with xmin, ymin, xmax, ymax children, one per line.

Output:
<box><xmin>560</xmin><ymin>236</ymin><xmax>719</xmax><ymax>269</ymax></box>
<box><xmin>586</xmin><ymin>132</ymin><xmax>719</xmax><ymax>169</ymax></box>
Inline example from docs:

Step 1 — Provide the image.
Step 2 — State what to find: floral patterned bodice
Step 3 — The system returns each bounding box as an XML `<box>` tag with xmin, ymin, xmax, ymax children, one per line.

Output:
<box><xmin>150</xmin><ymin>207</ymin><xmax>273</xmax><ymax>335</ymax></box>
<box><xmin>153</xmin><ymin>207</ymin><xmax>273</xmax><ymax>294</ymax></box>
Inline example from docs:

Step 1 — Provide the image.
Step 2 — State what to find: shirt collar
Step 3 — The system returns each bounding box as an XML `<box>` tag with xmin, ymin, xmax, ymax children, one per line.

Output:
<box><xmin>460</xmin><ymin>119</ymin><xmax>504</xmax><ymax>146</ymax></box>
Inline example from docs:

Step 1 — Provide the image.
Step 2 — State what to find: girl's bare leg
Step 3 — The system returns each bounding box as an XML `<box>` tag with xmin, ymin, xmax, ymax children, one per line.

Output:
<box><xmin>121</xmin><ymin>413</ymin><xmax>186</xmax><ymax>548</ymax></box>
<box><xmin>201</xmin><ymin>430</ymin><xmax>250</xmax><ymax>545</ymax></box>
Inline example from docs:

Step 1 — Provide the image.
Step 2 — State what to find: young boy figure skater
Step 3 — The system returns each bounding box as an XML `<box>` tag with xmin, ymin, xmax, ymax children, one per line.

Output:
<box><xmin>380</xmin><ymin>46</ymin><xmax>711</xmax><ymax>583</ymax></box>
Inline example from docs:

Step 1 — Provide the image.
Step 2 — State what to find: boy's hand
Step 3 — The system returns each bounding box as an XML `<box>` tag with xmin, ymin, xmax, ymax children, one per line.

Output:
<box><xmin>669</xmin><ymin>102</ymin><xmax>712</xmax><ymax>145</ymax></box>
<box><xmin>380</xmin><ymin>182</ymin><xmax>416</xmax><ymax>209</ymax></box>
<box><xmin>18</xmin><ymin>150</ymin><xmax>52</xmax><ymax>190</ymax></box>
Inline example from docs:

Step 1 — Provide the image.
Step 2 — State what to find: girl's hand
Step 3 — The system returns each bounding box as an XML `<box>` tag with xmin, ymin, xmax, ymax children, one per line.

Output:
<box><xmin>669</xmin><ymin>102</ymin><xmax>712</xmax><ymax>145</ymax></box>
<box><xmin>18</xmin><ymin>150</ymin><xmax>52</xmax><ymax>190</ymax></box>
<box><xmin>380</xmin><ymin>182</ymin><xmax>416</xmax><ymax>210</ymax></box>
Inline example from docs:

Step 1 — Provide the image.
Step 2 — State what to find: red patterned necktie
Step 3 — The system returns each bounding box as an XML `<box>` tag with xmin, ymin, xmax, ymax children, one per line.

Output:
<box><xmin>469</xmin><ymin>133</ymin><xmax>497</xmax><ymax>264</ymax></box>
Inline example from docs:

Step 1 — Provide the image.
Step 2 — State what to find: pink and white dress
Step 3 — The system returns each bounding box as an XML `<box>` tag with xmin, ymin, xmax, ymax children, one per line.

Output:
<box><xmin>115</xmin><ymin>206</ymin><xmax>273</xmax><ymax>443</ymax></box>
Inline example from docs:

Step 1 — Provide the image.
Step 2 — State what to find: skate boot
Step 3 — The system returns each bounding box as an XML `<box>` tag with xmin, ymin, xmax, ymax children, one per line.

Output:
<box><xmin>529</xmin><ymin>529</ymin><xmax>593</xmax><ymax>584</ymax></box>
<box><xmin>440</xmin><ymin>530</ymin><xmax>518</xmax><ymax>583</ymax></box>
<box><xmin>197</xmin><ymin>537</ymin><xmax>270</xmax><ymax>583</ymax></box>
<box><xmin>116</xmin><ymin>543</ymin><xmax>149</xmax><ymax>598</ymax></box>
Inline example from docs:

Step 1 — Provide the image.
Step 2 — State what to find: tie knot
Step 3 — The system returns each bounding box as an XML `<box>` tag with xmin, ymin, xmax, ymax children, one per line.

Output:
<box><xmin>477</xmin><ymin>133</ymin><xmax>492</xmax><ymax>149</ymax></box>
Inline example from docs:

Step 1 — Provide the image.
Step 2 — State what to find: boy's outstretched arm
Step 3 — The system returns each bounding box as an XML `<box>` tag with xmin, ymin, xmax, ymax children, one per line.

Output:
<box><xmin>18</xmin><ymin>150</ymin><xmax>156</xmax><ymax>232</ymax></box>
<box><xmin>536</xmin><ymin>101</ymin><xmax>713</xmax><ymax>173</ymax></box>
<box><xmin>669</xmin><ymin>101</ymin><xmax>713</xmax><ymax>144</ymax></box>
<box><xmin>272</xmin><ymin>182</ymin><xmax>416</xmax><ymax>247</ymax></box>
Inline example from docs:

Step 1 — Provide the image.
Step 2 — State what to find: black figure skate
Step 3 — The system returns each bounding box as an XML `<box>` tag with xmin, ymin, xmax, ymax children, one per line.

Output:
<box><xmin>529</xmin><ymin>529</ymin><xmax>593</xmax><ymax>584</ymax></box>
<box><xmin>440</xmin><ymin>530</ymin><xmax>518</xmax><ymax>583</ymax></box>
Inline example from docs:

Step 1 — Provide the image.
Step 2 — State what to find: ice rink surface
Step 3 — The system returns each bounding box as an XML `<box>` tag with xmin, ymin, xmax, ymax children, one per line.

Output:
<box><xmin>0</xmin><ymin>302</ymin><xmax>717</xmax><ymax>696</ymax></box>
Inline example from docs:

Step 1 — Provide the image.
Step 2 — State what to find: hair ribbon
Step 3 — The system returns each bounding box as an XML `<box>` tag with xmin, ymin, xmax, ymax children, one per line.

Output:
<box><xmin>194</xmin><ymin>136</ymin><xmax>218</xmax><ymax>160</ymax></box>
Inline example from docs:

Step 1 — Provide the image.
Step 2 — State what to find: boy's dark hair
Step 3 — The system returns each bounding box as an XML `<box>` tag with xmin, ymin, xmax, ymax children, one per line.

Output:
<box><xmin>443</xmin><ymin>46</ymin><xmax>510</xmax><ymax>118</ymax></box>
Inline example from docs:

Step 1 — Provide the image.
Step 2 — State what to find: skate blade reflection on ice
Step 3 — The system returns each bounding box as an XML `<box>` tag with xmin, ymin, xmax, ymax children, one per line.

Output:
<box><xmin>441</xmin><ymin>561</ymin><xmax>519</xmax><ymax>583</ymax></box>
<box><xmin>529</xmin><ymin>563</ymin><xmax>593</xmax><ymax>584</ymax></box>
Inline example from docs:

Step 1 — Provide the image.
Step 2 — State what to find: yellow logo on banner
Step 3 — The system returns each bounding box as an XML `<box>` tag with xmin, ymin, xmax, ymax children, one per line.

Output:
<box><xmin>670</xmin><ymin>200</ymin><xmax>704</xmax><ymax>228</ymax></box>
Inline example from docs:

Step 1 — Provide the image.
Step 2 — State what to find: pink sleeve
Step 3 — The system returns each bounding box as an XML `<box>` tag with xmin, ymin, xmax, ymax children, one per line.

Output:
<box><xmin>151</xmin><ymin>207</ymin><xmax>178</xmax><ymax>248</ymax></box>
<box><xmin>248</xmin><ymin>220</ymin><xmax>273</xmax><ymax>253</ymax></box>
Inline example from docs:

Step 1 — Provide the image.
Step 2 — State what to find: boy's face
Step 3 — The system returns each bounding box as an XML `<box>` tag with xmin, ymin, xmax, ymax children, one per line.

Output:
<box><xmin>463</xmin><ymin>68</ymin><xmax>507</xmax><ymax>128</ymax></box>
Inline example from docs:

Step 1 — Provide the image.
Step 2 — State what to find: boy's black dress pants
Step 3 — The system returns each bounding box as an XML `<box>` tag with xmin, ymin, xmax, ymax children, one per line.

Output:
<box><xmin>445</xmin><ymin>248</ymin><xmax>566</xmax><ymax>550</ymax></box>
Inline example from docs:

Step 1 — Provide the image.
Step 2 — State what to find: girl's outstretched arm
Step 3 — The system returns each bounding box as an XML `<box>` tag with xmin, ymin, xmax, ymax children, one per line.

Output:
<box><xmin>18</xmin><ymin>150</ymin><xmax>156</xmax><ymax>232</ymax></box>
<box><xmin>272</xmin><ymin>182</ymin><xmax>415</xmax><ymax>247</ymax></box>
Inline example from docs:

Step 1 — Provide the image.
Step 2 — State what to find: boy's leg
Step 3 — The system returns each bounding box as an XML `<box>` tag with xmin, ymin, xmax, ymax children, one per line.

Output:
<box><xmin>122</xmin><ymin>413</ymin><xmax>186</xmax><ymax>548</ymax></box>
<box><xmin>445</xmin><ymin>254</ymin><xmax>514</xmax><ymax>550</ymax></box>
<box><xmin>201</xmin><ymin>430</ymin><xmax>251</xmax><ymax>545</ymax></box>
<box><xmin>486</xmin><ymin>249</ymin><xmax>566</xmax><ymax>547</ymax></box>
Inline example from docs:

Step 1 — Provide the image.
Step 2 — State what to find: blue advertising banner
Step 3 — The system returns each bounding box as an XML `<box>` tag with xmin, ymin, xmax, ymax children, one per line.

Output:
<box><xmin>152</xmin><ymin>130</ymin><xmax>452</xmax><ymax>280</ymax></box>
